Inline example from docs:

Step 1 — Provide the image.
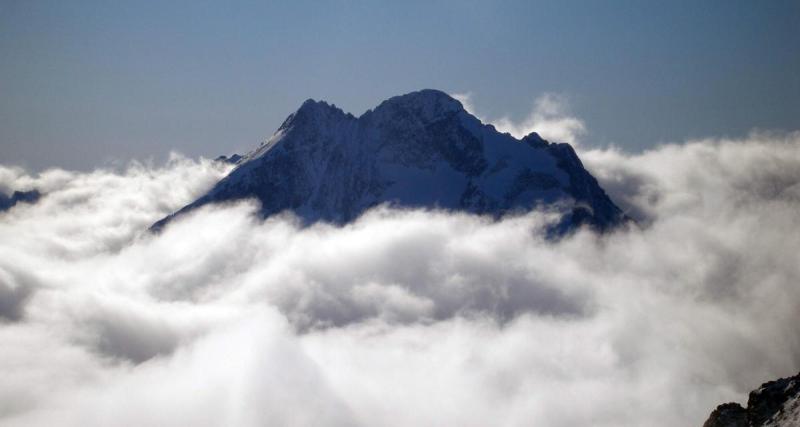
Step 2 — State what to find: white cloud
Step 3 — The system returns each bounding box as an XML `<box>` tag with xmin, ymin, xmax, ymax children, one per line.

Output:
<box><xmin>0</xmin><ymin>133</ymin><xmax>799</xmax><ymax>426</ymax></box>
<box><xmin>453</xmin><ymin>92</ymin><xmax>586</xmax><ymax>145</ymax></box>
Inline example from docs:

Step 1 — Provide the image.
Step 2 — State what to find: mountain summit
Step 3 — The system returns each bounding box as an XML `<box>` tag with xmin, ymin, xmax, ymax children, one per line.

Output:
<box><xmin>154</xmin><ymin>89</ymin><xmax>626</xmax><ymax>231</ymax></box>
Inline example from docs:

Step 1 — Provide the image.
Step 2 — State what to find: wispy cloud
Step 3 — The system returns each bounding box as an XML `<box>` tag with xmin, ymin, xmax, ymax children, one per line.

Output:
<box><xmin>453</xmin><ymin>92</ymin><xmax>586</xmax><ymax>145</ymax></box>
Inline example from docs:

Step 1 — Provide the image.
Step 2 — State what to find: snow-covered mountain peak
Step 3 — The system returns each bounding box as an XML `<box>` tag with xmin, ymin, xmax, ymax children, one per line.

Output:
<box><xmin>368</xmin><ymin>89</ymin><xmax>466</xmax><ymax>123</ymax></box>
<box><xmin>153</xmin><ymin>89</ymin><xmax>628</xmax><ymax>233</ymax></box>
<box><xmin>279</xmin><ymin>98</ymin><xmax>355</xmax><ymax>131</ymax></box>
<box><xmin>296</xmin><ymin>98</ymin><xmax>351</xmax><ymax>117</ymax></box>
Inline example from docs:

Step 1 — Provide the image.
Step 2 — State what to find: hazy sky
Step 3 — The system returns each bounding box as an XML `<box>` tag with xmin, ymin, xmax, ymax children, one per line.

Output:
<box><xmin>1</xmin><ymin>0</ymin><xmax>798</xmax><ymax>171</ymax></box>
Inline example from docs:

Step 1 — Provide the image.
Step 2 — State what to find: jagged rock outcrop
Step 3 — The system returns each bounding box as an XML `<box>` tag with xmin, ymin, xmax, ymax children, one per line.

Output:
<box><xmin>704</xmin><ymin>403</ymin><xmax>750</xmax><ymax>427</ymax></box>
<box><xmin>703</xmin><ymin>372</ymin><xmax>800</xmax><ymax>427</ymax></box>
<box><xmin>154</xmin><ymin>89</ymin><xmax>626</xmax><ymax>232</ymax></box>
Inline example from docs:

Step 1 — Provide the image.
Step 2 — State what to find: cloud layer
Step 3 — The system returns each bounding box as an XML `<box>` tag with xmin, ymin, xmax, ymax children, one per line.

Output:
<box><xmin>1</xmin><ymin>133</ymin><xmax>799</xmax><ymax>426</ymax></box>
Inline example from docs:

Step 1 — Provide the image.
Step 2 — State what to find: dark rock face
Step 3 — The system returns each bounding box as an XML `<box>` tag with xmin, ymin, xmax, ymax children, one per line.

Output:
<box><xmin>0</xmin><ymin>189</ymin><xmax>41</xmax><ymax>212</ymax></box>
<box><xmin>154</xmin><ymin>89</ymin><xmax>627</xmax><ymax>232</ymax></box>
<box><xmin>702</xmin><ymin>372</ymin><xmax>800</xmax><ymax>426</ymax></box>
<box><xmin>748</xmin><ymin>373</ymin><xmax>800</xmax><ymax>426</ymax></box>
<box><xmin>703</xmin><ymin>403</ymin><xmax>748</xmax><ymax>427</ymax></box>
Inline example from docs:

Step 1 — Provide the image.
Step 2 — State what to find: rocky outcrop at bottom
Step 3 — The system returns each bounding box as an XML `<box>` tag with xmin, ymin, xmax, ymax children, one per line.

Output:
<box><xmin>703</xmin><ymin>371</ymin><xmax>800</xmax><ymax>427</ymax></box>
<box><xmin>704</xmin><ymin>403</ymin><xmax>750</xmax><ymax>427</ymax></box>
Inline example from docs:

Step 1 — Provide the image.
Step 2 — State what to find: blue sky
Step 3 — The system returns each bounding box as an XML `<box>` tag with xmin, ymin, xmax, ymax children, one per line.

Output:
<box><xmin>1</xmin><ymin>0</ymin><xmax>798</xmax><ymax>170</ymax></box>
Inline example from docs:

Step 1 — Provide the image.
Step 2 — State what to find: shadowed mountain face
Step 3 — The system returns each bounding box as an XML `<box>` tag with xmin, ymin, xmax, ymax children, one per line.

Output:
<box><xmin>154</xmin><ymin>89</ymin><xmax>626</xmax><ymax>231</ymax></box>
<box><xmin>0</xmin><ymin>189</ymin><xmax>40</xmax><ymax>212</ymax></box>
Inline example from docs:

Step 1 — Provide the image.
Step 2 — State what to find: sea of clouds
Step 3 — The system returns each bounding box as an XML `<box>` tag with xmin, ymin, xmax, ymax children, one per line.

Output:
<box><xmin>1</xmin><ymin>131</ymin><xmax>799</xmax><ymax>426</ymax></box>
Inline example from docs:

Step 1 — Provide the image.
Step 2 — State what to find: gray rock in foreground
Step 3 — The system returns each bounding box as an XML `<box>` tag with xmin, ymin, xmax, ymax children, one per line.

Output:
<box><xmin>703</xmin><ymin>371</ymin><xmax>800</xmax><ymax>427</ymax></box>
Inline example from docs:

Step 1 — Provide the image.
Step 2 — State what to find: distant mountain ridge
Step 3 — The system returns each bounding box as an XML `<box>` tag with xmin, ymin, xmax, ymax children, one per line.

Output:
<box><xmin>154</xmin><ymin>89</ymin><xmax>626</xmax><ymax>231</ymax></box>
<box><xmin>0</xmin><ymin>189</ymin><xmax>40</xmax><ymax>212</ymax></box>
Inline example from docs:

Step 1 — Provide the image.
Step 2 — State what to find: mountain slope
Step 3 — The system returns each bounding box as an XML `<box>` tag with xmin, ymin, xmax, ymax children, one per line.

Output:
<box><xmin>154</xmin><ymin>89</ymin><xmax>625</xmax><ymax>231</ymax></box>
